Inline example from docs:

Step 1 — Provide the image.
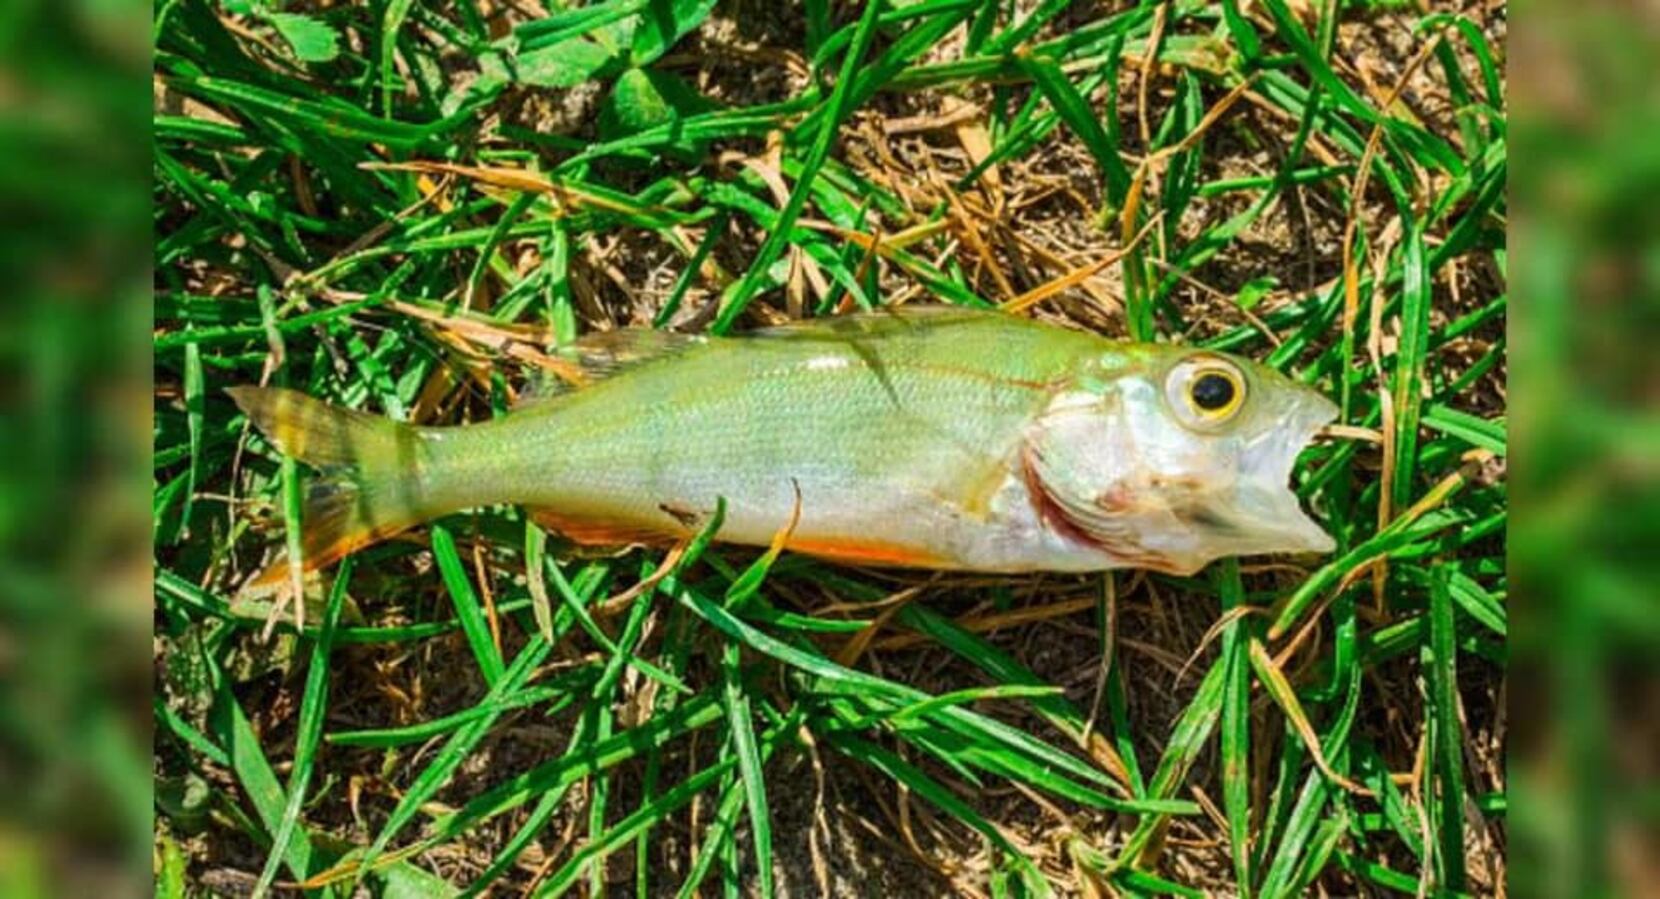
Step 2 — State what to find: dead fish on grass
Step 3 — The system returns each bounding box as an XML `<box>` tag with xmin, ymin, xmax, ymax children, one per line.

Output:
<box><xmin>229</xmin><ymin>307</ymin><xmax>1337</xmax><ymax>593</ymax></box>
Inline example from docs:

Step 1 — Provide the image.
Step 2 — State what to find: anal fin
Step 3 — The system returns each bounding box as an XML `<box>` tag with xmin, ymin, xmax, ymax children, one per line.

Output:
<box><xmin>787</xmin><ymin>536</ymin><xmax>944</xmax><ymax>568</ymax></box>
<box><xmin>527</xmin><ymin>507</ymin><xmax>679</xmax><ymax>549</ymax></box>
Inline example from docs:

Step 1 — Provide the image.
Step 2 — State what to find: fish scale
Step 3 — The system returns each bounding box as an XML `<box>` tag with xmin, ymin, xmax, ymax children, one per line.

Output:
<box><xmin>464</xmin><ymin>321</ymin><xmax>1071</xmax><ymax>547</ymax></box>
<box><xmin>228</xmin><ymin>307</ymin><xmax>1336</xmax><ymax>593</ymax></box>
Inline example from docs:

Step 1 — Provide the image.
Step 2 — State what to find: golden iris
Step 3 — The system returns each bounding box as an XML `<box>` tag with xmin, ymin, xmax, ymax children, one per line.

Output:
<box><xmin>1184</xmin><ymin>365</ymin><xmax>1245</xmax><ymax>421</ymax></box>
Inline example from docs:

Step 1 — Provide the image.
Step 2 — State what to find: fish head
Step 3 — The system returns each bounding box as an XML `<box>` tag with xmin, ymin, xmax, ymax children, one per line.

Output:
<box><xmin>1025</xmin><ymin>346</ymin><xmax>1338</xmax><ymax>575</ymax></box>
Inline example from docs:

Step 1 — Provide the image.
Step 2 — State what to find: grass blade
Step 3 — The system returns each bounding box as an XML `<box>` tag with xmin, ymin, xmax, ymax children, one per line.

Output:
<box><xmin>210</xmin><ymin>666</ymin><xmax>320</xmax><ymax>887</ymax></box>
<box><xmin>1216</xmin><ymin>561</ymin><xmax>1254</xmax><ymax>896</ymax></box>
<box><xmin>1427</xmin><ymin>566</ymin><xmax>1468</xmax><ymax>891</ymax></box>
<box><xmin>712</xmin><ymin>0</ymin><xmax>883</xmax><ymax>332</ymax></box>
<box><xmin>429</xmin><ymin>523</ymin><xmax>505</xmax><ymax>685</ymax></box>
<box><xmin>1390</xmin><ymin>224</ymin><xmax>1432</xmax><ymax>515</ymax></box>
<box><xmin>250</xmin><ymin>559</ymin><xmax>353</xmax><ymax>898</ymax></box>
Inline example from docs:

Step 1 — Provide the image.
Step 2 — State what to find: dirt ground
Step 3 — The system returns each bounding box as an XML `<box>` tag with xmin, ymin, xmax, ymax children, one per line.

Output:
<box><xmin>157</xmin><ymin>0</ymin><xmax>1507</xmax><ymax>894</ymax></box>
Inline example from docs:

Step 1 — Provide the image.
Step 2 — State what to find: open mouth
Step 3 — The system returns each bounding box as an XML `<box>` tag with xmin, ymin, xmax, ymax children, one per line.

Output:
<box><xmin>1232</xmin><ymin>393</ymin><xmax>1340</xmax><ymax>554</ymax></box>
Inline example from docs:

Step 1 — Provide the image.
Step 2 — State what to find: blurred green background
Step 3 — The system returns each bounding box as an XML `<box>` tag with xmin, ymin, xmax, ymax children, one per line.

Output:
<box><xmin>0</xmin><ymin>0</ymin><xmax>151</xmax><ymax>897</ymax></box>
<box><xmin>1510</xmin><ymin>0</ymin><xmax>1660</xmax><ymax>896</ymax></box>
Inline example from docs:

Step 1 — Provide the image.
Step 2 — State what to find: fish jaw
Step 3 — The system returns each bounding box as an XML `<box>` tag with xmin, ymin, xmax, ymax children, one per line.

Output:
<box><xmin>1228</xmin><ymin>390</ymin><xmax>1339</xmax><ymax>554</ymax></box>
<box><xmin>1138</xmin><ymin>386</ymin><xmax>1338</xmax><ymax>571</ymax></box>
<box><xmin>1019</xmin><ymin>378</ymin><xmax>1339</xmax><ymax>574</ymax></box>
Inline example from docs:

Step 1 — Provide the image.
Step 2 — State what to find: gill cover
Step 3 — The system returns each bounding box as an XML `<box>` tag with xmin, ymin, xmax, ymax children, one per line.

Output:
<box><xmin>1023</xmin><ymin>351</ymin><xmax>1337</xmax><ymax>575</ymax></box>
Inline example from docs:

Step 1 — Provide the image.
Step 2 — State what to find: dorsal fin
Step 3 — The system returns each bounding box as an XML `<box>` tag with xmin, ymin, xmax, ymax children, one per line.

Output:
<box><xmin>512</xmin><ymin>307</ymin><xmax>1000</xmax><ymax>407</ymax></box>
<box><xmin>514</xmin><ymin>328</ymin><xmax>709</xmax><ymax>409</ymax></box>
<box><xmin>749</xmin><ymin>304</ymin><xmax>998</xmax><ymax>342</ymax></box>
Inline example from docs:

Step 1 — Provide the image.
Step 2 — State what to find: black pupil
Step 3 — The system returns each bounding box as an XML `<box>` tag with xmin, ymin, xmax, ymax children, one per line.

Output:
<box><xmin>1191</xmin><ymin>372</ymin><xmax>1236</xmax><ymax>411</ymax></box>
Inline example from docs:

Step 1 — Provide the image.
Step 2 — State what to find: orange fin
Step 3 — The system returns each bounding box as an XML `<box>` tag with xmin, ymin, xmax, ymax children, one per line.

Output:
<box><xmin>528</xmin><ymin>508</ymin><xmax>679</xmax><ymax>548</ymax></box>
<box><xmin>241</xmin><ymin>491</ymin><xmax>412</xmax><ymax>596</ymax></box>
<box><xmin>787</xmin><ymin>536</ymin><xmax>944</xmax><ymax>568</ymax></box>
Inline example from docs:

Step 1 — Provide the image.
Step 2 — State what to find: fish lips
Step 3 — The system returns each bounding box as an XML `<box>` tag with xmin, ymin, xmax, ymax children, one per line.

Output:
<box><xmin>1228</xmin><ymin>392</ymin><xmax>1339</xmax><ymax>555</ymax></box>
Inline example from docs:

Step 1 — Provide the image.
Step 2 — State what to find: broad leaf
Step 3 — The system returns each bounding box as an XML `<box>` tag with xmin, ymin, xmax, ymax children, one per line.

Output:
<box><xmin>266</xmin><ymin>12</ymin><xmax>340</xmax><ymax>63</ymax></box>
<box><xmin>630</xmin><ymin>0</ymin><xmax>719</xmax><ymax>65</ymax></box>
<box><xmin>494</xmin><ymin>37</ymin><xmax>620</xmax><ymax>88</ymax></box>
<box><xmin>599</xmin><ymin>67</ymin><xmax>714</xmax><ymax>138</ymax></box>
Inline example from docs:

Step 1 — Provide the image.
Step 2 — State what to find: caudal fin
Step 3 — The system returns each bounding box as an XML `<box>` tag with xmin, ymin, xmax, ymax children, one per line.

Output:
<box><xmin>228</xmin><ymin>386</ymin><xmax>434</xmax><ymax>595</ymax></box>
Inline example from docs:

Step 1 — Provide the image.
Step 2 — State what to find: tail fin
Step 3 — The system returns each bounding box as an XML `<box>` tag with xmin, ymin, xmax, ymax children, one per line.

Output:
<box><xmin>228</xmin><ymin>387</ymin><xmax>434</xmax><ymax>595</ymax></box>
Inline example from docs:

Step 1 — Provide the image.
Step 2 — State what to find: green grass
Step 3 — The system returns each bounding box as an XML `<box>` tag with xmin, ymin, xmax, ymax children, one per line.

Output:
<box><xmin>154</xmin><ymin>0</ymin><xmax>1506</xmax><ymax>895</ymax></box>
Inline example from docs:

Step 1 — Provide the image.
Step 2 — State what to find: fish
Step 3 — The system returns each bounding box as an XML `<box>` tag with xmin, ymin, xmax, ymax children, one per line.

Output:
<box><xmin>228</xmin><ymin>306</ymin><xmax>1337</xmax><ymax>593</ymax></box>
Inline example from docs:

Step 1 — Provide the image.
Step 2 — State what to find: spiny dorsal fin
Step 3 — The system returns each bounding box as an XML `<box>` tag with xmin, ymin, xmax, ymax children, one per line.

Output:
<box><xmin>514</xmin><ymin>328</ymin><xmax>709</xmax><ymax>408</ymax></box>
<box><xmin>749</xmin><ymin>304</ymin><xmax>998</xmax><ymax>342</ymax></box>
<box><xmin>513</xmin><ymin>308</ymin><xmax>999</xmax><ymax>406</ymax></box>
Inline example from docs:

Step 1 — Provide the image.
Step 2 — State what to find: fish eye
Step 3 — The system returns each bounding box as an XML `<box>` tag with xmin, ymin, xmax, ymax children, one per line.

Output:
<box><xmin>1166</xmin><ymin>357</ymin><xmax>1247</xmax><ymax>428</ymax></box>
<box><xmin>1191</xmin><ymin>372</ymin><xmax>1237</xmax><ymax>411</ymax></box>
